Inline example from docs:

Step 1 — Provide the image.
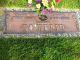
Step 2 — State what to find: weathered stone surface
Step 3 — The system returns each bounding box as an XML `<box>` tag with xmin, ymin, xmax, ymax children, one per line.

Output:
<box><xmin>76</xmin><ymin>11</ymin><xmax>80</xmax><ymax>30</ymax></box>
<box><xmin>4</xmin><ymin>10</ymin><xmax>79</xmax><ymax>33</ymax></box>
<box><xmin>0</xmin><ymin>16</ymin><xmax>4</xmax><ymax>31</ymax></box>
<box><xmin>0</xmin><ymin>8</ymin><xmax>5</xmax><ymax>34</ymax></box>
<box><xmin>0</xmin><ymin>9</ymin><xmax>80</xmax><ymax>37</ymax></box>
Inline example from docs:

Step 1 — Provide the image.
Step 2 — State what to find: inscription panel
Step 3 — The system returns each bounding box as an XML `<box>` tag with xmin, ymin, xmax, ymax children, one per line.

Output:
<box><xmin>4</xmin><ymin>11</ymin><xmax>79</xmax><ymax>33</ymax></box>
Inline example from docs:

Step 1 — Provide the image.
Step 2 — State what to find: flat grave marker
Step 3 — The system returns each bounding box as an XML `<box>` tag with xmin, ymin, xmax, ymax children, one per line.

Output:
<box><xmin>4</xmin><ymin>10</ymin><xmax>79</xmax><ymax>34</ymax></box>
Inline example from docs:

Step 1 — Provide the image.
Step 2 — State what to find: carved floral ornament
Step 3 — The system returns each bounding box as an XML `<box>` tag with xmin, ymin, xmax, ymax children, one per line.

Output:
<box><xmin>27</xmin><ymin>0</ymin><xmax>62</xmax><ymax>21</ymax></box>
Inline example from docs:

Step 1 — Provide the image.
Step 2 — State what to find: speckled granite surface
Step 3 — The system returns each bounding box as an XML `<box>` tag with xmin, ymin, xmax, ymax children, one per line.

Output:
<box><xmin>0</xmin><ymin>9</ymin><xmax>80</xmax><ymax>36</ymax></box>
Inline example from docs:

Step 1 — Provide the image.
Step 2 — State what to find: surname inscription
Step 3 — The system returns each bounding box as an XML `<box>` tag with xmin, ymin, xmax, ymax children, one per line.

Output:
<box><xmin>4</xmin><ymin>11</ymin><xmax>79</xmax><ymax>33</ymax></box>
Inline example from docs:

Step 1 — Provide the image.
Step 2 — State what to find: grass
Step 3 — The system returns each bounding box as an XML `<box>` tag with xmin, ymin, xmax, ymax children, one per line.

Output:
<box><xmin>0</xmin><ymin>37</ymin><xmax>80</xmax><ymax>60</ymax></box>
<box><xmin>56</xmin><ymin>0</ymin><xmax>80</xmax><ymax>9</ymax></box>
<box><xmin>6</xmin><ymin>0</ymin><xmax>80</xmax><ymax>9</ymax></box>
<box><xmin>0</xmin><ymin>1</ymin><xmax>80</xmax><ymax>60</ymax></box>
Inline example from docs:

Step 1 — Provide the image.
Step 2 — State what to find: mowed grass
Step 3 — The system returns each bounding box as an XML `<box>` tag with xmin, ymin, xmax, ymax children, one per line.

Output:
<box><xmin>6</xmin><ymin>0</ymin><xmax>80</xmax><ymax>9</ymax></box>
<box><xmin>56</xmin><ymin>0</ymin><xmax>80</xmax><ymax>9</ymax></box>
<box><xmin>0</xmin><ymin>37</ymin><xmax>80</xmax><ymax>60</ymax></box>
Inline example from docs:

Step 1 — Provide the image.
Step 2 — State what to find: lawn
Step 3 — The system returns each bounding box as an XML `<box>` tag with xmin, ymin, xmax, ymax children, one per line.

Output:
<box><xmin>0</xmin><ymin>0</ymin><xmax>79</xmax><ymax>9</ymax></box>
<box><xmin>55</xmin><ymin>0</ymin><xmax>80</xmax><ymax>9</ymax></box>
<box><xmin>13</xmin><ymin>0</ymin><xmax>80</xmax><ymax>9</ymax></box>
<box><xmin>0</xmin><ymin>37</ymin><xmax>80</xmax><ymax>60</ymax></box>
<box><xmin>0</xmin><ymin>0</ymin><xmax>80</xmax><ymax>60</ymax></box>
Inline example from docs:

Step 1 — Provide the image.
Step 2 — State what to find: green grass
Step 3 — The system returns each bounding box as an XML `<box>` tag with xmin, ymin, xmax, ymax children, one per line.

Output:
<box><xmin>8</xmin><ymin>0</ymin><xmax>80</xmax><ymax>9</ymax></box>
<box><xmin>0</xmin><ymin>0</ymin><xmax>79</xmax><ymax>9</ymax></box>
<box><xmin>56</xmin><ymin>0</ymin><xmax>80</xmax><ymax>9</ymax></box>
<box><xmin>0</xmin><ymin>37</ymin><xmax>80</xmax><ymax>60</ymax></box>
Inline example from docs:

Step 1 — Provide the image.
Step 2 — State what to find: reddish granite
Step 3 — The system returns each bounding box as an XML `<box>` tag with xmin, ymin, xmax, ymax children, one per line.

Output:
<box><xmin>4</xmin><ymin>11</ymin><xmax>79</xmax><ymax>33</ymax></box>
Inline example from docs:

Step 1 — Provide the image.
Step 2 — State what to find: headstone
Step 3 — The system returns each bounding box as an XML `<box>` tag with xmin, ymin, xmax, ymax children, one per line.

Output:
<box><xmin>4</xmin><ymin>10</ymin><xmax>79</xmax><ymax>34</ymax></box>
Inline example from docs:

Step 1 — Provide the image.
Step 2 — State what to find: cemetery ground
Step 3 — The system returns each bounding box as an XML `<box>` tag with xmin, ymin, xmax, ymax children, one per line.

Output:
<box><xmin>0</xmin><ymin>0</ymin><xmax>80</xmax><ymax>60</ymax></box>
<box><xmin>0</xmin><ymin>9</ymin><xmax>80</xmax><ymax>60</ymax></box>
<box><xmin>0</xmin><ymin>37</ymin><xmax>80</xmax><ymax>60</ymax></box>
<box><xmin>6</xmin><ymin>0</ymin><xmax>80</xmax><ymax>9</ymax></box>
